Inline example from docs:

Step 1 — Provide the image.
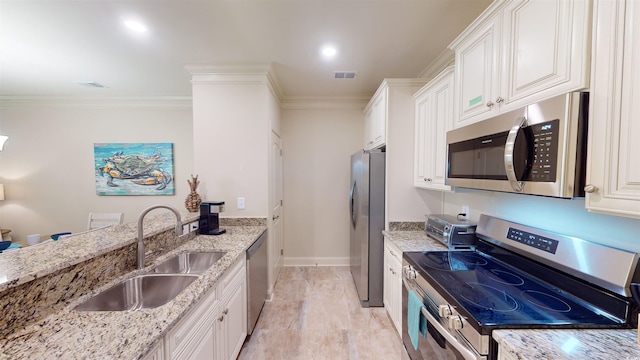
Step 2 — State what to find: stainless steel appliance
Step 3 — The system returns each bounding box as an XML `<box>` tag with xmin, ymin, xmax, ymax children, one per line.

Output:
<box><xmin>402</xmin><ymin>214</ymin><xmax>640</xmax><ymax>360</ymax></box>
<box><xmin>199</xmin><ymin>201</ymin><xmax>226</xmax><ymax>235</ymax></box>
<box><xmin>446</xmin><ymin>92</ymin><xmax>588</xmax><ymax>198</ymax></box>
<box><xmin>349</xmin><ymin>149</ymin><xmax>385</xmax><ymax>307</ymax></box>
<box><xmin>246</xmin><ymin>230</ymin><xmax>268</xmax><ymax>334</ymax></box>
<box><xmin>425</xmin><ymin>214</ymin><xmax>477</xmax><ymax>250</ymax></box>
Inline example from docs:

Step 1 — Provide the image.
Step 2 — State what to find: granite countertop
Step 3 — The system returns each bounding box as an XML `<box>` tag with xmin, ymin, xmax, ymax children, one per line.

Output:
<box><xmin>493</xmin><ymin>328</ymin><xmax>640</xmax><ymax>360</ymax></box>
<box><xmin>383</xmin><ymin>229</ymin><xmax>640</xmax><ymax>360</ymax></box>
<box><xmin>0</xmin><ymin>211</ymin><xmax>200</xmax><ymax>292</ymax></box>
<box><xmin>0</xmin><ymin>225</ymin><xmax>266</xmax><ymax>359</ymax></box>
<box><xmin>382</xmin><ymin>230</ymin><xmax>448</xmax><ymax>252</ymax></box>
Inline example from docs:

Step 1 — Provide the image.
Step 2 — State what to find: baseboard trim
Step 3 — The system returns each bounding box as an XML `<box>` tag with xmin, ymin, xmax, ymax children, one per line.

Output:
<box><xmin>283</xmin><ymin>257</ymin><xmax>350</xmax><ymax>267</ymax></box>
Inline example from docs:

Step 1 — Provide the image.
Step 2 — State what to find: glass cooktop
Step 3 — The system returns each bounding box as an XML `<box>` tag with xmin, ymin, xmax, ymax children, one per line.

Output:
<box><xmin>405</xmin><ymin>250</ymin><xmax>621</xmax><ymax>327</ymax></box>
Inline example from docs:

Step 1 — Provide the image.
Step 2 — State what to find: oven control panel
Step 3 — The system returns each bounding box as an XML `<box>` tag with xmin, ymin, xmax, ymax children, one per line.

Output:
<box><xmin>507</xmin><ymin>227</ymin><xmax>559</xmax><ymax>254</ymax></box>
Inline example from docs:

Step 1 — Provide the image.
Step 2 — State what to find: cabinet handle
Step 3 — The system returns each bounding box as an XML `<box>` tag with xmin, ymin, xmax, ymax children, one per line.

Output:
<box><xmin>223</xmin><ymin>309</ymin><xmax>229</xmax><ymax>315</ymax></box>
<box><xmin>390</xmin><ymin>250</ymin><xmax>396</xmax><ymax>257</ymax></box>
<box><xmin>424</xmin><ymin>177</ymin><xmax>432</xmax><ymax>182</ymax></box>
<box><xmin>584</xmin><ymin>184</ymin><xmax>599</xmax><ymax>193</ymax></box>
<box><xmin>495</xmin><ymin>97</ymin><xmax>504</xmax><ymax>104</ymax></box>
<box><xmin>486</xmin><ymin>101</ymin><xmax>494</xmax><ymax>108</ymax></box>
<box><xmin>218</xmin><ymin>315</ymin><xmax>224</xmax><ymax>322</ymax></box>
<box><xmin>272</xmin><ymin>215</ymin><xmax>280</xmax><ymax>221</ymax></box>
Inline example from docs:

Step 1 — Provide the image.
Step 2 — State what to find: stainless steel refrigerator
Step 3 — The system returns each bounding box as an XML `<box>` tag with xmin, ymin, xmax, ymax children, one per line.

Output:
<box><xmin>349</xmin><ymin>149</ymin><xmax>385</xmax><ymax>307</ymax></box>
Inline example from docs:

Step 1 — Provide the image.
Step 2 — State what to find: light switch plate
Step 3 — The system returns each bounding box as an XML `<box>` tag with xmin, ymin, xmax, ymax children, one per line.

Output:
<box><xmin>237</xmin><ymin>197</ymin><xmax>245</xmax><ymax>210</ymax></box>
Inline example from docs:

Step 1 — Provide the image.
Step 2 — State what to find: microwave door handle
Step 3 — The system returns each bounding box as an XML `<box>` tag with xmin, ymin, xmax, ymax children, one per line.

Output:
<box><xmin>504</xmin><ymin>116</ymin><xmax>527</xmax><ymax>192</ymax></box>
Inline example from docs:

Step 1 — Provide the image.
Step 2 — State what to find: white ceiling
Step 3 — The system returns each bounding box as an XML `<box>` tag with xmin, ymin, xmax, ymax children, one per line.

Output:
<box><xmin>0</xmin><ymin>0</ymin><xmax>492</xmax><ymax>100</ymax></box>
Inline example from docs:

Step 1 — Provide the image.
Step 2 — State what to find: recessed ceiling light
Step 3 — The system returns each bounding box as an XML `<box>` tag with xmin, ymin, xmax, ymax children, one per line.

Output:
<box><xmin>321</xmin><ymin>45</ymin><xmax>337</xmax><ymax>59</ymax></box>
<box><xmin>123</xmin><ymin>18</ymin><xmax>148</xmax><ymax>34</ymax></box>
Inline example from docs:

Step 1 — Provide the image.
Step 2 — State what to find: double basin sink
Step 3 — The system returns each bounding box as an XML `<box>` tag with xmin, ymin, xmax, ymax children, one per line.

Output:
<box><xmin>75</xmin><ymin>251</ymin><xmax>226</xmax><ymax>312</ymax></box>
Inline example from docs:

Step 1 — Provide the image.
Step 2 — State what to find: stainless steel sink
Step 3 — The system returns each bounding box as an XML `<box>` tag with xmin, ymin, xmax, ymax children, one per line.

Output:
<box><xmin>149</xmin><ymin>251</ymin><xmax>227</xmax><ymax>275</ymax></box>
<box><xmin>74</xmin><ymin>274</ymin><xmax>198</xmax><ymax>311</ymax></box>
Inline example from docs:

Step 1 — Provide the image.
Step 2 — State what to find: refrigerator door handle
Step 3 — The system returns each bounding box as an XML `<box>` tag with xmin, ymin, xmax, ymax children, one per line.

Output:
<box><xmin>350</xmin><ymin>181</ymin><xmax>357</xmax><ymax>227</ymax></box>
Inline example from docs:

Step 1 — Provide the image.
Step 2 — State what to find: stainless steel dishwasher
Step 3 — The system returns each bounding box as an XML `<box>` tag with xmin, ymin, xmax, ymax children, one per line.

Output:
<box><xmin>246</xmin><ymin>230</ymin><xmax>268</xmax><ymax>334</ymax></box>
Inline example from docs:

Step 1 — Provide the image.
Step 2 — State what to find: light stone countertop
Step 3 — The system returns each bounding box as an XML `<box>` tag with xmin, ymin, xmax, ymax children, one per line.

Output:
<box><xmin>0</xmin><ymin>225</ymin><xmax>266</xmax><ymax>360</ymax></box>
<box><xmin>383</xmin><ymin>229</ymin><xmax>640</xmax><ymax>360</ymax></box>
<box><xmin>0</xmin><ymin>211</ymin><xmax>200</xmax><ymax>292</ymax></box>
<box><xmin>382</xmin><ymin>230</ymin><xmax>448</xmax><ymax>252</ymax></box>
<box><xmin>493</xmin><ymin>328</ymin><xmax>640</xmax><ymax>360</ymax></box>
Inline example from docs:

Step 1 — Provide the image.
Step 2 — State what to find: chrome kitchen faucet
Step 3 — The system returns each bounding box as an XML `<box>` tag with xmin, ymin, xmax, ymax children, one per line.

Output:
<box><xmin>137</xmin><ymin>205</ymin><xmax>183</xmax><ymax>270</ymax></box>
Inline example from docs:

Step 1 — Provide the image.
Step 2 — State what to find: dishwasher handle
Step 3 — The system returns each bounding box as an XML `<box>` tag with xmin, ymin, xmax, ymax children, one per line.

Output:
<box><xmin>247</xmin><ymin>230</ymin><xmax>268</xmax><ymax>257</ymax></box>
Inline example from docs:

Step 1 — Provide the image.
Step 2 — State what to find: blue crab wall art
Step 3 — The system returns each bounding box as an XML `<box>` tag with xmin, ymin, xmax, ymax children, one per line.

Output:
<box><xmin>94</xmin><ymin>143</ymin><xmax>175</xmax><ymax>196</ymax></box>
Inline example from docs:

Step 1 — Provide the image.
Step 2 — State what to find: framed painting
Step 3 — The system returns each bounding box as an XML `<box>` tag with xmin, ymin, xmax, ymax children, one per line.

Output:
<box><xmin>94</xmin><ymin>143</ymin><xmax>175</xmax><ymax>196</ymax></box>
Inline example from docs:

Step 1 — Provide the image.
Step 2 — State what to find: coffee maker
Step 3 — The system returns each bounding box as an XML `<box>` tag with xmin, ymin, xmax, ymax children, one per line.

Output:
<box><xmin>199</xmin><ymin>201</ymin><xmax>226</xmax><ymax>235</ymax></box>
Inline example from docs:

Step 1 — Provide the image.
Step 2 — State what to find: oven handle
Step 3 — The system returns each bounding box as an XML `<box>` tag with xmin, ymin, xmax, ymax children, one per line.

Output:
<box><xmin>419</xmin><ymin>306</ymin><xmax>483</xmax><ymax>360</ymax></box>
<box><xmin>403</xmin><ymin>274</ymin><xmax>484</xmax><ymax>360</ymax></box>
<box><xmin>504</xmin><ymin>116</ymin><xmax>527</xmax><ymax>192</ymax></box>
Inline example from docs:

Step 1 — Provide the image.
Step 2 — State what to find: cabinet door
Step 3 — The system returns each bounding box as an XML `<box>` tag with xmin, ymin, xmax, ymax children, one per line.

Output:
<box><xmin>586</xmin><ymin>0</ymin><xmax>640</xmax><ymax>218</ymax></box>
<box><xmin>221</xmin><ymin>275</ymin><xmax>247</xmax><ymax>360</ymax></box>
<box><xmin>454</xmin><ymin>15</ymin><xmax>501</xmax><ymax>127</ymax></box>
<box><xmin>414</xmin><ymin>67</ymin><xmax>454</xmax><ymax>191</ymax></box>
<box><xmin>500</xmin><ymin>0</ymin><xmax>590</xmax><ymax>110</ymax></box>
<box><xmin>413</xmin><ymin>87</ymin><xmax>432</xmax><ymax>186</ymax></box>
<box><xmin>429</xmin><ymin>72</ymin><xmax>454</xmax><ymax>189</ymax></box>
<box><xmin>389</xmin><ymin>252</ymin><xmax>402</xmax><ymax>335</ymax></box>
<box><xmin>143</xmin><ymin>341</ymin><xmax>165</xmax><ymax>360</ymax></box>
<box><xmin>364</xmin><ymin>88</ymin><xmax>387</xmax><ymax>150</ymax></box>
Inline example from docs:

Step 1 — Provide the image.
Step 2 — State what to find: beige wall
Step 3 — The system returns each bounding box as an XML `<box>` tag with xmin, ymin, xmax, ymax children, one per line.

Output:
<box><xmin>281</xmin><ymin>106</ymin><xmax>364</xmax><ymax>265</ymax></box>
<box><xmin>192</xmin><ymin>82</ymin><xmax>271</xmax><ymax>217</ymax></box>
<box><xmin>0</xmin><ymin>102</ymin><xmax>194</xmax><ymax>244</ymax></box>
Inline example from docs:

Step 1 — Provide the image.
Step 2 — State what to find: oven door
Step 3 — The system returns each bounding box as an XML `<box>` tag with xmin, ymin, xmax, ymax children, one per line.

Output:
<box><xmin>402</xmin><ymin>274</ymin><xmax>486</xmax><ymax>360</ymax></box>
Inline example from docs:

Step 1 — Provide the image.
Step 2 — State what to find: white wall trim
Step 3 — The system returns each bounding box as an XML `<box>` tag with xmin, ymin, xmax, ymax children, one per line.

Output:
<box><xmin>0</xmin><ymin>96</ymin><xmax>192</xmax><ymax>109</ymax></box>
<box><xmin>417</xmin><ymin>49</ymin><xmax>455</xmax><ymax>80</ymax></box>
<box><xmin>283</xmin><ymin>256</ymin><xmax>350</xmax><ymax>267</ymax></box>
<box><xmin>185</xmin><ymin>63</ymin><xmax>284</xmax><ymax>103</ymax></box>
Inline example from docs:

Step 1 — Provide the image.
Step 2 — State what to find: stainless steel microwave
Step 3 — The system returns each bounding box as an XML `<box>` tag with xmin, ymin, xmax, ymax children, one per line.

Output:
<box><xmin>446</xmin><ymin>92</ymin><xmax>588</xmax><ymax>198</ymax></box>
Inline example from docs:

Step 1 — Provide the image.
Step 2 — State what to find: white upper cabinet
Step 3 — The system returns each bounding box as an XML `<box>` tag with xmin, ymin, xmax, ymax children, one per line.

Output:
<box><xmin>450</xmin><ymin>0</ymin><xmax>591</xmax><ymax>128</ymax></box>
<box><xmin>414</xmin><ymin>67</ymin><xmax>455</xmax><ymax>191</ymax></box>
<box><xmin>585</xmin><ymin>0</ymin><xmax>640</xmax><ymax>219</ymax></box>
<box><xmin>364</xmin><ymin>86</ymin><xmax>388</xmax><ymax>150</ymax></box>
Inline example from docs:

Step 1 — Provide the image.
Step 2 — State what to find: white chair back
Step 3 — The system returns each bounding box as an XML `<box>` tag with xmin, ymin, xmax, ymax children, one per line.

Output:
<box><xmin>87</xmin><ymin>212</ymin><xmax>124</xmax><ymax>230</ymax></box>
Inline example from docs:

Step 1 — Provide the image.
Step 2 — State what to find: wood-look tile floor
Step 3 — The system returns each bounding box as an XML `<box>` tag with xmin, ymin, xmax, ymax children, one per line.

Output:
<box><xmin>238</xmin><ymin>266</ymin><xmax>404</xmax><ymax>360</ymax></box>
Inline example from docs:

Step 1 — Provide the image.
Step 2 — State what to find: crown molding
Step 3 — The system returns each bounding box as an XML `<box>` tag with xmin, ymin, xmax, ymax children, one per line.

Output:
<box><xmin>418</xmin><ymin>49</ymin><xmax>455</xmax><ymax>80</ymax></box>
<box><xmin>185</xmin><ymin>63</ymin><xmax>283</xmax><ymax>103</ymax></box>
<box><xmin>0</xmin><ymin>96</ymin><xmax>193</xmax><ymax>109</ymax></box>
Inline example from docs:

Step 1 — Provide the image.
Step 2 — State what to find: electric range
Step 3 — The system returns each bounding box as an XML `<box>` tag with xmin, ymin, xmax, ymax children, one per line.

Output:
<box><xmin>402</xmin><ymin>214</ymin><xmax>640</xmax><ymax>360</ymax></box>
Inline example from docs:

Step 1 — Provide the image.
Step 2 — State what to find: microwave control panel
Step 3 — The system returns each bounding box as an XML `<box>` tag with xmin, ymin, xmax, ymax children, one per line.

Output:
<box><xmin>527</xmin><ymin>119</ymin><xmax>559</xmax><ymax>182</ymax></box>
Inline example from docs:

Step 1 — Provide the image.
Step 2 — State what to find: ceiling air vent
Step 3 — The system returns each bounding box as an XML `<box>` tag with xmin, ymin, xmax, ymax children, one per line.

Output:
<box><xmin>334</xmin><ymin>71</ymin><xmax>357</xmax><ymax>79</ymax></box>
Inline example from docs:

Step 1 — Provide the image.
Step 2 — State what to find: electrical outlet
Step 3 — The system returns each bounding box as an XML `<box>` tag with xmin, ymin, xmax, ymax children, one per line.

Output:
<box><xmin>237</xmin><ymin>197</ymin><xmax>246</xmax><ymax>210</ymax></box>
<box><xmin>461</xmin><ymin>205</ymin><xmax>470</xmax><ymax>219</ymax></box>
<box><xmin>190</xmin><ymin>221</ymin><xmax>199</xmax><ymax>231</ymax></box>
<box><xmin>182</xmin><ymin>224</ymin><xmax>190</xmax><ymax>234</ymax></box>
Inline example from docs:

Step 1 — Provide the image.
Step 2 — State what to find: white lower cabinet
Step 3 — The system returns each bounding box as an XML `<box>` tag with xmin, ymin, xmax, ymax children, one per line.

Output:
<box><xmin>161</xmin><ymin>256</ymin><xmax>247</xmax><ymax>360</ymax></box>
<box><xmin>143</xmin><ymin>341</ymin><xmax>165</xmax><ymax>360</ymax></box>
<box><xmin>383</xmin><ymin>238</ymin><xmax>402</xmax><ymax>336</ymax></box>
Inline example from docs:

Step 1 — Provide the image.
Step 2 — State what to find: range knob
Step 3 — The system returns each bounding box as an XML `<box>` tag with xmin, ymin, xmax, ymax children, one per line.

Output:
<box><xmin>438</xmin><ymin>304</ymin><xmax>452</xmax><ymax>317</ymax></box>
<box><xmin>404</xmin><ymin>265</ymin><xmax>417</xmax><ymax>280</ymax></box>
<box><xmin>448</xmin><ymin>315</ymin><xmax>464</xmax><ymax>330</ymax></box>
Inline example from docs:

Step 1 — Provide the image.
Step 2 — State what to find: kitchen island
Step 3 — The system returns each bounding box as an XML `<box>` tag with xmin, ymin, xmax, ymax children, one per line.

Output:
<box><xmin>0</xmin><ymin>213</ymin><xmax>266</xmax><ymax>359</ymax></box>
